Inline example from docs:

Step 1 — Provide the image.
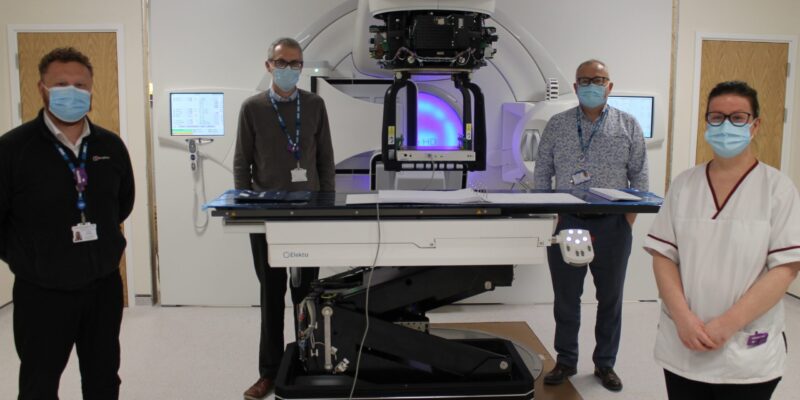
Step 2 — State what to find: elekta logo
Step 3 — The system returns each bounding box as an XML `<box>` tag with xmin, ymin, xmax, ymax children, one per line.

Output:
<box><xmin>283</xmin><ymin>251</ymin><xmax>309</xmax><ymax>259</ymax></box>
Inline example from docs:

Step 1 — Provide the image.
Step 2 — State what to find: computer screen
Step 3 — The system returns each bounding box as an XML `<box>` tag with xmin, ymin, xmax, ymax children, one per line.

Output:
<box><xmin>607</xmin><ymin>95</ymin><xmax>654</xmax><ymax>139</ymax></box>
<box><xmin>170</xmin><ymin>92</ymin><xmax>224</xmax><ymax>136</ymax></box>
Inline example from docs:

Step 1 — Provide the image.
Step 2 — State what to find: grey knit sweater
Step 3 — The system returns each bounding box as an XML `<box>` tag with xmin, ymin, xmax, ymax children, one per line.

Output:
<box><xmin>233</xmin><ymin>89</ymin><xmax>335</xmax><ymax>192</ymax></box>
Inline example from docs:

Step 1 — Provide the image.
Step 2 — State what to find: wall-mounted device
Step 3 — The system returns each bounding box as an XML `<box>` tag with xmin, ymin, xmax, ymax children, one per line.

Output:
<box><xmin>607</xmin><ymin>95</ymin><xmax>654</xmax><ymax>139</ymax></box>
<box><xmin>168</xmin><ymin>92</ymin><xmax>224</xmax><ymax>172</ymax></box>
<box><xmin>157</xmin><ymin>89</ymin><xmax>253</xmax><ymax>236</ymax></box>
<box><xmin>606</xmin><ymin>92</ymin><xmax>663</xmax><ymax>147</ymax></box>
<box><xmin>169</xmin><ymin>92</ymin><xmax>225</xmax><ymax>137</ymax></box>
<box><xmin>158</xmin><ymin>89</ymin><xmax>247</xmax><ymax>170</ymax></box>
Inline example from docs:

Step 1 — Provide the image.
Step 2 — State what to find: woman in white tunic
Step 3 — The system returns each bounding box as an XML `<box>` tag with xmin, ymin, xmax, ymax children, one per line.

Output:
<box><xmin>644</xmin><ymin>81</ymin><xmax>800</xmax><ymax>399</ymax></box>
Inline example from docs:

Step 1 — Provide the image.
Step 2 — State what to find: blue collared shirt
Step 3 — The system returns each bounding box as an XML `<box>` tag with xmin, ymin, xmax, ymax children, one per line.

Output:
<box><xmin>533</xmin><ymin>105</ymin><xmax>649</xmax><ymax>191</ymax></box>
<box><xmin>268</xmin><ymin>87</ymin><xmax>298</xmax><ymax>103</ymax></box>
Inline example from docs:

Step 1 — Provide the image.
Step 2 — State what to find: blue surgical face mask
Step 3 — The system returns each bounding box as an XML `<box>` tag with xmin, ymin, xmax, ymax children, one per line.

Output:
<box><xmin>272</xmin><ymin>67</ymin><xmax>301</xmax><ymax>92</ymax></box>
<box><xmin>704</xmin><ymin>120</ymin><xmax>752</xmax><ymax>158</ymax></box>
<box><xmin>576</xmin><ymin>84</ymin><xmax>607</xmax><ymax>109</ymax></box>
<box><xmin>48</xmin><ymin>86</ymin><xmax>91</xmax><ymax>123</ymax></box>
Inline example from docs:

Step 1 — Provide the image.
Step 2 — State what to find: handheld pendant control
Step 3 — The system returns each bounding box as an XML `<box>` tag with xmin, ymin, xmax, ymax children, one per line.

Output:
<box><xmin>556</xmin><ymin>229</ymin><xmax>594</xmax><ymax>266</ymax></box>
<box><xmin>188</xmin><ymin>139</ymin><xmax>198</xmax><ymax>171</ymax></box>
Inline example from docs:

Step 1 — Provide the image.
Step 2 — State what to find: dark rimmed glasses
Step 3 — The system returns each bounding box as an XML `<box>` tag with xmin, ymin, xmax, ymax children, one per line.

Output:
<box><xmin>706</xmin><ymin>111</ymin><xmax>752</xmax><ymax>127</ymax></box>
<box><xmin>270</xmin><ymin>59</ymin><xmax>304</xmax><ymax>70</ymax></box>
<box><xmin>576</xmin><ymin>76</ymin><xmax>610</xmax><ymax>87</ymax></box>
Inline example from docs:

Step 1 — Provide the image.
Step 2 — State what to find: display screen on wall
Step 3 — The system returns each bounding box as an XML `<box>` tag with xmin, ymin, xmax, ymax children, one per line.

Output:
<box><xmin>170</xmin><ymin>92</ymin><xmax>224</xmax><ymax>136</ymax></box>
<box><xmin>607</xmin><ymin>95</ymin><xmax>654</xmax><ymax>139</ymax></box>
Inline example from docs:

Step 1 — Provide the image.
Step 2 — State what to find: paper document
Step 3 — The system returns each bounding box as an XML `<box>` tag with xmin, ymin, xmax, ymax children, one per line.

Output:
<box><xmin>345</xmin><ymin>193</ymin><xmax>379</xmax><ymax>205</ymax></box>
<box><xmin>485</xmin><ymin>192</ymin><xmax>586</xmax><ymax>204</ymax></box>
<box><xmin>346</xmin><ymin>189</ymin><xmax>586</xmax><ymax>205</ymax></box>
<box><xmin>378</xmin><ymin>189</ymin><xmax>486</xmax><ymax>204</ymax></box>
<box><xmin>589</xmin><ymin>188</ymin><xmax>642</xmax><ymax>201</ymax></box>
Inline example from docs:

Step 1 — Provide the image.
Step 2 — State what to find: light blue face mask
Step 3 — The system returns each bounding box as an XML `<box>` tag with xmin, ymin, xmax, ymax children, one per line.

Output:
<box><xmin>273</xmin><ymin>67</ymin><xmax>301</xmax><ymax>92</ymax></box>
<box><xmin>48</xmin><ymin>86</ymin><xmax>91</xmax><ymax>123</ymax></box>
<box><xmin>576</xmin><ymin>84</ymin><xmax>607</xmax><ymax>109</ymax></box>
<box><xmin>704</xmin><ymin>120</ymin><xmax>752</xmax><ymax>158</ymax></box>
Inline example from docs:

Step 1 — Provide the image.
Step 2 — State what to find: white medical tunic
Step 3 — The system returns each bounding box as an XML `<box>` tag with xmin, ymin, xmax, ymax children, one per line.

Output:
<box><xmin>644</xmin><ymin>161</ymin><xmax>800</xmax><ymax>384</ymax></box>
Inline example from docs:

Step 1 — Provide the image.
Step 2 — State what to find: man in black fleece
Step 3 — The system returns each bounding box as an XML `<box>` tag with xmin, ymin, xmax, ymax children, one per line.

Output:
<box><xmin>0</xmin><ymin>47</ymin><xmax>135</xmax><ymax>400</ymax></box>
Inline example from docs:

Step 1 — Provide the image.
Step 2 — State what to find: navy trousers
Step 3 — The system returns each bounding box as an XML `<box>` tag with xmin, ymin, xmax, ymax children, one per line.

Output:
<box><xmin>249</xmin><ymin>233</ymin><xmax>318</xmax><ymax>379</ymax></box>
<box><xmin>547</xmin><ymin>213</ymin><xmax>632</xmax><ymax>369</ymax></box>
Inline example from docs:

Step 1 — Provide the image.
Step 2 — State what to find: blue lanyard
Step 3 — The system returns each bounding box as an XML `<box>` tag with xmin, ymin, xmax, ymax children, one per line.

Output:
<box><xmin>576</xmin><ymin>107</ymin><xmax>608</xmax><ymax>160</ymax></box>
<box><xmin>54</xmin><ymin>141</ymin><xmax>89</xmax><ymax>222</ymax></box>
<box><xmin>268</xmin><ymin>93</ymin><xmax>301</xmax><ymax>161</ymax></box>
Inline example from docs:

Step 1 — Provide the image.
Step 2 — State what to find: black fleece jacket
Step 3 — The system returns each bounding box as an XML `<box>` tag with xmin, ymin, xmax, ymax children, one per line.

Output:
<box><xmin>0</xmin><ymin>110</ymin><xmax>134</xmax><ymax>290</ymax></box>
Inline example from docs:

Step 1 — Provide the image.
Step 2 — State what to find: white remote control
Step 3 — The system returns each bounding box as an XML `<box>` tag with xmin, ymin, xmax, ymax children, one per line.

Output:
<box><xmin>557</xmin><ymin>229</ymin><xmax>595</xmax><ymax>266</ymax></box>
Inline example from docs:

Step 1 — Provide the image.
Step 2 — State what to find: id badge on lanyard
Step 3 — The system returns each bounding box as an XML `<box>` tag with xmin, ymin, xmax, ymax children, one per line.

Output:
<box><xmin>54</xmin><ymin>141</ymin><xmax>98</xmax><ymax>243</ymax></box>
<box><xmin>270</xmin><ymin>93</ymin><xmax>308</xmax><ymax>183</ymax></box>
<box><xmin>572</xmin><ymin>108</ymin><xmax>607</xmax><ymax>186</ymax></box>
<box><xmin>571</xmin><ymin>170</ymin><xmax>591</xmax><ymax>185</ymax></box>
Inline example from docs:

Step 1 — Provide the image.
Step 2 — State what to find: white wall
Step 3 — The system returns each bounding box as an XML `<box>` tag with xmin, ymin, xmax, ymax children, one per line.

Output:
<box><xmin>0</xmin><ymin>0</ymin><xmax>152</xmax><ymax>300</ymax></box>
<box><xmin>672</xmin><ymin>0</ymin><xmax>800</xmax><ymax>296</ymax></box>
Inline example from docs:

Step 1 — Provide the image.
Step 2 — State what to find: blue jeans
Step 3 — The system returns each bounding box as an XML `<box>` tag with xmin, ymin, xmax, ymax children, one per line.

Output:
<box><xmin>547</xmin><ymin>213</ymin><xmax>632</xmax><ymax>369</ymax></box>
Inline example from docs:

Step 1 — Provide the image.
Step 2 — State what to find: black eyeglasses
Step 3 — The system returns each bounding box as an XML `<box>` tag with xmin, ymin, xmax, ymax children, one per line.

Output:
<box><xmin>271</xmin><ymin>59</ymin><xmax>304</xmax><ymax>70</ymax></box>
<box><xmin>576</xmin><ymin>76</ymin><xmax>609</xmax><ymax>87</ymax></box>
<box><xmin>705</xmin><ymin>111</ymin><xmax>752</xmax><ymax>127</ymax></box>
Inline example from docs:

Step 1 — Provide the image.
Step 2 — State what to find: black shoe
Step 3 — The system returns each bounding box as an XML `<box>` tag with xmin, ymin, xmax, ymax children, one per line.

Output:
<box><xmin>594</xmin><ymin>367</ymin><xmax>623</xmax><ymax>391</ymax></box>
<box><xmin>544</xmin><ymin>363</ymin><xmax>577</xmax><ymax>385</ymax></box>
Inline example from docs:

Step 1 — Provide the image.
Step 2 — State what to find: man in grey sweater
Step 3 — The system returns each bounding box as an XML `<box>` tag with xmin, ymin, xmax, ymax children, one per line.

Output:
<box><xmin>234</xmin><ymin>37</ymin><xmax>335</xmax><ymax>400</ymax></box>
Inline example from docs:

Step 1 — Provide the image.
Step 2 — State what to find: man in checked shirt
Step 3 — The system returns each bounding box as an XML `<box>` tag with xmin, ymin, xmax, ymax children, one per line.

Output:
<box><xmin>533</xmin><ymin>59</ymin><xmax>649</xmax><ymax>392</ymax></box>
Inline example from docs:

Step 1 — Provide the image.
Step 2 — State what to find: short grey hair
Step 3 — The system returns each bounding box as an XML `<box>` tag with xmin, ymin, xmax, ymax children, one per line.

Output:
<box><xmin>575</xmin><ymin>59</ymin><xmax>608</xmax><ymax>78</ymax></box>
<box><xmin>268</xmin><ymin>37</ymin><xmax>302</xmax><ymax>60</ymax></box>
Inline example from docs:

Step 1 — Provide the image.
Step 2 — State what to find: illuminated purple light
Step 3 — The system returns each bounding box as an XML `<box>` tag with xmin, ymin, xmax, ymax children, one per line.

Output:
<box><xmin>416</xmin><ymin>92</ymin><xmax>462</xmax><ymax>149</ymax></box>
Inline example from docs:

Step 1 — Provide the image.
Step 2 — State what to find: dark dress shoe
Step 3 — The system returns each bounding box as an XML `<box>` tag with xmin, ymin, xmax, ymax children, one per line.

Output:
<box><xmin>594</xmin><ymin>367</ymin><xmax>623</xmax><ymax>391</ymax></box>
<box><xmin>544</xmin><ymin>363</ymin><xmax>577</xmax><ymax>385</ymax></box>
<box><xmin>244</xmin><ymin>376</ymin><xmax>274</xmax><ymax>400</ymax></box>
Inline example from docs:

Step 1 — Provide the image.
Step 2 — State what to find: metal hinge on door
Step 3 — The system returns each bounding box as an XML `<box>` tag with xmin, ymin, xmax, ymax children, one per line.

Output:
<box><xmin>18</xmin><ymin>103</ymin><xmax>22</xmax><ymax>120</ymax></box>
<box><xmin>15</xmin><ymin>53</ymin><xmax>19</xmax><ymax>69</ymax></box>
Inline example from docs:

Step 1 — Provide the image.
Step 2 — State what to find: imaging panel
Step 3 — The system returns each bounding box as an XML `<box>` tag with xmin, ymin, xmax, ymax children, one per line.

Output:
<box><xmin>169</xmin><ymin>92</ymin><xmax>225</xmax><ymax>136</ymax></box>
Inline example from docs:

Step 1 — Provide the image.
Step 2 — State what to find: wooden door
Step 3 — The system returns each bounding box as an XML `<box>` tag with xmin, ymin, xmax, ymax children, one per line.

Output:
<box><xmin>16</xmin><ymin>31</ymin><xmax>129</xmax><ymax>305</ymax></box>
<box><xmin>695</xmin><ymin>40</ymin><xmax>789</xmax><ymax>168</ymax></box>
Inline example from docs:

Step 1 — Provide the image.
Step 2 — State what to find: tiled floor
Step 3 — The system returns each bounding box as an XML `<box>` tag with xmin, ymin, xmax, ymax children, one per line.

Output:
<box><xmin>1</xmin><ymin>296</ymin><xmax>799</xmax><ymax>400</ymax></box>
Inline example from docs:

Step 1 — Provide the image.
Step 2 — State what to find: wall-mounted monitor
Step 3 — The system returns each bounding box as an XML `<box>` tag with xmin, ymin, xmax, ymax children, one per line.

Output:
<box><xmin>170</xmin><ymin>92</ymin><xmax>224</xmax><ymax>136</ymax></box>
<box><xmin>607</xmin><ymin>95</ymin><xmax>654</xmax><ymax>139</ymax></box>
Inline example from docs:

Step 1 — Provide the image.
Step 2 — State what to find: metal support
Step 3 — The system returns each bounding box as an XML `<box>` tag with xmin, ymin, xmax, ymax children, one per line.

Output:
<box><xmin>322</xmin><ymin>306</ymin><xmax>334</xmax><ymax>371</ymax></box>
<box><xmin>381</xmin><ymin>72</ymin><xmax>410</xmax><ymax>168</ymax></box>
<box><xmin>465</xmin><ymin>79</ymin><xmax>487</xmax><ymax>171</ymax></box>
